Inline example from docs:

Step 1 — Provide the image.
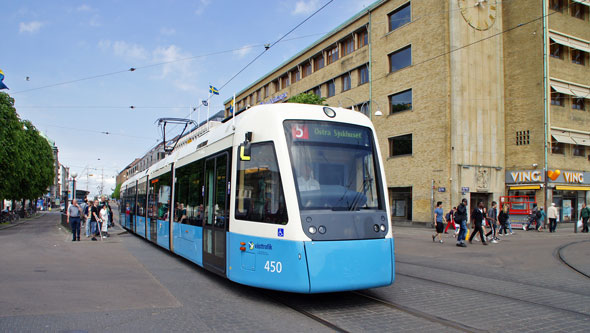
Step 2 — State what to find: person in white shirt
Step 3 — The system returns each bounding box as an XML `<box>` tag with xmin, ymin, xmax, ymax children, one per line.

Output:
<box><xmin>99</xmin><ymin>205</ymin><xmax>110</xmax><ymax>238</ymax></box>
<box><xmin>297</xmin><ymin>165</ymin><xmax>320</xmax><ymax>191</ymax></box>
<box><xmin>547</xmin><ymin>203</ymin><xmax>559</xmax><ymax>233</ymax></box>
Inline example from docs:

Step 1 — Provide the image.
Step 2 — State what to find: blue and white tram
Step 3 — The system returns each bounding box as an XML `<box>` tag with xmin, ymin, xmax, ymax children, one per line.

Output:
<box><xmin>120</xmin><ymin>103</ymin><xmax>394</xmax><ymax>293</ymax></box>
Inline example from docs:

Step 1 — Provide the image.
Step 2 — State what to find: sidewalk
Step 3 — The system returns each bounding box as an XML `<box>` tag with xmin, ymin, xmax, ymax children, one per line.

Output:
<box><xmin>0</xmin><ymin>212</ymin><xmax>180</xmax><ymax>318</ymax></box>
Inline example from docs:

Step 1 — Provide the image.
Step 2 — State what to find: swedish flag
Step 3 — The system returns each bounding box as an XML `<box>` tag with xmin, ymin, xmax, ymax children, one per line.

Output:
<box><xmin>0</xmin><ymin>69</ymin><xmax>8</xmax><ymax>90</ymax></box>
<box><xmin>209</xmin><ymin>85</ymin><xmax>219</xmax><ymax>95</ymax></box>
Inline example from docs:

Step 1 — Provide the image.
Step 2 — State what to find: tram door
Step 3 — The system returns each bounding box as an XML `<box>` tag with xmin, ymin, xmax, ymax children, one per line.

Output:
<box><xmin>203</xmin><ymin>153</ymin><xmax>228</xmax><ymax>274</ymax></box>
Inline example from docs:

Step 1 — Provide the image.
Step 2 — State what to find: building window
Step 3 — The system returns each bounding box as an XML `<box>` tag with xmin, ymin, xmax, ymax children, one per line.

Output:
<box><xmin>389</xmin><ymin>89</ymin><xmax>412</xmax><ymax>114</ymax></box>
<box><xmin>389</xmin><ymin>134</ymin><xmax>412</xmax><ymax>157</ymax></box>
<box><xmin>516</xmin><ymin>130</ymin><xmax>530</xmax><ymax>146</ymax></box>
<box><xmin>551</xmin><ymin>137</ymin><xmax>565</xmax><ymax>154</ymax></box>
<box><xmin>389</xmin><ymin>45</ymin><xmax>411</xmax><ymax>73</ymax></box>
<box><xmin>256</xmin><ymin>90</ymin><xmax>261</xmax><ymax>103</ymax></box>
<box><xmin>550</xmin><ymin>0</ymin><xmax>563</xmax><ymax>12</ymax></box>
<box><xmin>342</xmin><ymin>37</ymin><xmax>354</xmax><ymax>57</ymax></box>
<box><xmin>327</xmin><ymin>46</ymin><xmax>339</xmax><ymax>65</ymax></box>
<box><xmin>359</xmin><ymin>65</ymin><xmax>369</xmax><ymax>85</ymax></box>
<box><xmin>571</xmin><ymin>49</ymin><xmax>585</xmax><ymax>65</ymax></box>
<box><xmin>573</xmin><ymin>145</ymin><xmax>586</xmax><ymax>157</ymax></box>
<box><xmin>273</xmin><ymin>80</ymin><xmax>279</xmax><ymax>92</ymax></box>
<box><xmin>550</xmin><ymin>43</ymin><xmax>563</xmax><ymax>59</ymax></box>
<box><xmin>281</xmin><ymin>75</ymin><xmax>289</xmax><ymax>89</ymax></box>
<box><xmin>357</xmin><ymin>29</ymin><xmax>368</xmax><ymax>48</ymax></box>
<box><xmin>314</xmin><ymin>54</ymin><xmax>324</xmax><ymax>71</ymax></box>
<box><xmin>572</xmin><ymin>97</ymin><xmax>586</xmax><ymax>110</ymax></box>
<box><xmin>301</xmin><ymin>62</ymin><xmax>311</xmax><ymax>78</ymax></box>
<box><xmin>291</xmin><ymin>69</ymin><xmax>300</xmax><ymax>84</ymax></box>
<box><xmin>313</xmin><ymin>86</ymin><xmax>321</xmax><ymax>97</ymax></box>
<box><xmin>354</xmin><ymin>101</ymin><xmax>370</xmax><ymax>117</ymax></box>
<box><xmin>341</xmin><ymin>73</ymin><xmax>351</xmax><ymax>92</ymax></box>
<box><xmin>551</xmin><ymin>91</ymin><xmax>565</xmax><ymax>107</ymax></box>
<box><xmin>264</xmin><ymin>85</ymin><xmax>269</xmax><ymax>98</ymax></box>
<box><xmin>327</xmin><ymin>81</ymin><xmax>335</xmax><ymax>97</ymax></box>
<box><xmin>388</xmin><ymin>2</ymin><xmax>411</xmax><ymax>32</ymax></box>
<box><xmin>571</xmin><ymin>2</ymin><xmax>586</xmax><ymax>19</ymax></box>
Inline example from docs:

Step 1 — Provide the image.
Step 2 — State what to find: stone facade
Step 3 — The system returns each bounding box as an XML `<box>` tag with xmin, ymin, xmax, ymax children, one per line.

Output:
<box><xmin>225</xmin><ymin>0</ymin><xmax>590</xmax><ymax>224</ymax></box>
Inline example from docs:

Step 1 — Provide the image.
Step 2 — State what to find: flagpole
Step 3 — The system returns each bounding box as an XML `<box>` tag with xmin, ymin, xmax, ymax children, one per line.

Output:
<box><xmin>207</xmin><ymin>92</ymin><xmax>210</xmax><ymax>131</ymax></box>
<box><xmin>197</xmin><ymin>105</ymin><xmax>200</xmax><ymax>133</ymax></box>
<box><xmin>232</xmin><ymin>93</ymin><xmax>236</xmax><ymax>128</ymax></box>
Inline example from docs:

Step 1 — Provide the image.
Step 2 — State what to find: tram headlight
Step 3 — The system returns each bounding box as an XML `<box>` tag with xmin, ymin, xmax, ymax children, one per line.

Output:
<box><xmin>373</xmin><ymin>224</ymin><xmax>380</xmax><ymax>232</ymax></box>
<box><xmin>380</xmin><ymin>224</ymin><xmax>386</xmax><ymax>232</ymax></box>
<box><xmin>318</xmin><ymin>225</ymin><xmax>326</xmax><ymax>234</ymax></box>
<box><xmin>309</xmin><ymin>226</ymin><xmax>317</xmax><ymax>234</ymax></box>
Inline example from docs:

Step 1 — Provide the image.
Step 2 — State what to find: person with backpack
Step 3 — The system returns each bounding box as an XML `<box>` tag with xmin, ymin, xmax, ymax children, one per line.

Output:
<box><xmin>485</xmin><ymin>201</ymin><xmax>499</xmax><ymax>243</ymax></box>
<box><xmin>580</xmin><ymin>203</ymin><xmax>590</xmax><ymax>233</ymax></box>
<box><xmin>444</xmin><ymin>206</ymin><xmax>457</xmax><ymax>235</ymax></box>
<box><xmin>455</xmin><ymin>199</ymin><xmax>468</xmax><ymax>247</ymax></box>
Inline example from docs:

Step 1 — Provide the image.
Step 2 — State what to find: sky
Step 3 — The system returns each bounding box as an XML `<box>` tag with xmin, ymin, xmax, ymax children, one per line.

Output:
<box><xmin>1</xmin><ymin>0</ymin><xmax>375</xmax><ymax>197</ymax></box>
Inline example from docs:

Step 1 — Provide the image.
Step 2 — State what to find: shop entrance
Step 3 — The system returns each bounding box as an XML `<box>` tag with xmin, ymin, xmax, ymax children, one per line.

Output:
<box><xmin>389</xmin><ymin>187</ymin><xmax>412</xmax><ymax>221</ymax></box>
<box><xmin>552</xmin><ymin>190</ymin><xmax>582</xmax><ymax>222</ymax></box>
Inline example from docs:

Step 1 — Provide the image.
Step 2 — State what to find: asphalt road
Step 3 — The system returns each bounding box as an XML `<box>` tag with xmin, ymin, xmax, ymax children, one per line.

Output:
<box><xmin>0</xmin><ymin>212</ymin><xmax>589</xmax><ymax>332</ymax></box>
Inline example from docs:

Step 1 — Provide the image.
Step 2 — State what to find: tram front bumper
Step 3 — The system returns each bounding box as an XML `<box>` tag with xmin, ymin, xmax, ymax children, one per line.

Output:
<box><xmin>304</xmin><ymin>238</ymin><xmax>394</xmax><ymax>293</ymax></box>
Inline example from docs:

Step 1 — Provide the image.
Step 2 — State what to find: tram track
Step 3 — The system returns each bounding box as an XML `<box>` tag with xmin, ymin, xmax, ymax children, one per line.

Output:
<box><xmin>395</xmin><ymin>270</ymin><xmax>590</xmax><ymax>318</ymax></box>
<box><xmin>556</xmin><ymin>240</ymin><xmax>590</xmax><ymax>279</ymax></box>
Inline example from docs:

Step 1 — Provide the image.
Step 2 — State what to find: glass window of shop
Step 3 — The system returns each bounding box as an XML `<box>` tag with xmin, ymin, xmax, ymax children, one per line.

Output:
<box><xmin>552</xmin><ymin>190</ymin><xmax>588</xmax><ymax>222</ymax></box>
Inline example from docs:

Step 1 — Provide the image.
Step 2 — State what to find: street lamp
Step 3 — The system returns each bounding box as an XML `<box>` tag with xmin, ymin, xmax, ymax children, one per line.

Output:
<box><xmin>339</xmin><ymin>97</ymin><xmax>357</xmax><ymax>111</ymax></box>
<box><xmin>71</xmin><ymin>173</ymin><xmax>78</xmax><ymax>203</ymax></box>
<box><xmin>372</xmin><ymin>100</ymin><xmax>383</xmax><ymax>117</ymax></box>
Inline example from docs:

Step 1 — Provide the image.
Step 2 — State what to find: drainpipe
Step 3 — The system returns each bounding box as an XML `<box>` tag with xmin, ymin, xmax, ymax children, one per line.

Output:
<box><xmin>543</xmin><ymin>0</ymin><xmax>549</xmax><ymax>221</ymax></box>
<box><xmin>368</xmin><ymin>9</ymin><xmax>373</xmax><ymax>120</ymax></box>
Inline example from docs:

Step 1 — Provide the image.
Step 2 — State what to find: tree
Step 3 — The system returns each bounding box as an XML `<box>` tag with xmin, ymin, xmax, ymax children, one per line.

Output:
<box><xmin>0</xmin><ymin>92</ymin><xmax>23</xmax><ymax>201</ymax></box>
<box><xmin>287</xmin><ymin>92</ymin><xmax>327</xmax><ymax>105</ymax></box>
<box><xmin>112</xmin><ymin>183</ymin><xmax>121</xmax><ymax>200</ymax></box>
<box><xmin>0</xmin><ymin>92</ymin><xmax>54</xmax><ymax>207</ymax></box>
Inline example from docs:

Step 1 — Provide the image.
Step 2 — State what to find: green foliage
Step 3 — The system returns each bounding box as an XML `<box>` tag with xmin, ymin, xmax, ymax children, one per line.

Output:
<box><xmin>112</xmin><ymin>183</ymin><xmax>121</xmax><ymax>199</ymax></box>
<box><xmin>287</xmin><ymin>92</ymin><xmax>327</xmax><ymax>105</ymax></box>
<box><xmin>0</xmin><ymin>92</ymin><xmax>55</xmax><ymax>201</ymax></box>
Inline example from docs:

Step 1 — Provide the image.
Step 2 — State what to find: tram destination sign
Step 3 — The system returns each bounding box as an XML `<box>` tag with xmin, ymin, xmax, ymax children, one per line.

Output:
<box><xmin>287</xmin><ymin>121</ymin><xmax>370</xmax><ymax>146</ymax></box>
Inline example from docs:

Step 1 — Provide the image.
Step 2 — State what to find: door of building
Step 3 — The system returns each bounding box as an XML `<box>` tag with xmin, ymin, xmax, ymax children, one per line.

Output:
<box><xmin>470</xmin><ymin>193</ymin><xmax>490</xmax><ymax>218</ymax></box>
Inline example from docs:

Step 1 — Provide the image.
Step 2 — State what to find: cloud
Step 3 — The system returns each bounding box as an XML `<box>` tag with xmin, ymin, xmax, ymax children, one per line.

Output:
<box><xmin>98</xmin><ymin>40</ymin><xmax>148</xmax><ymax>60</ymax></box>
<box><xmin>293</xmin><ymin>0</ymin><xmax>320</xmax><ymax>15</ymax></box>
<box><xmin>19</xmin><ymin>21</ymin><xmax>43</xmax><ymax>33</ymax></box>
<box><xmin>233</xmin><ymin>44</ymin><xmax>255</xmax><ymax>59</ymax></box>
<box><xmin>76</xmin><ymin>4</ymin><xmax>93</xmax><ymax>12</ymax></box>
<box><xmin>88</xmin><ymin>15</ymin><xmax>101</xmax><ymax>27</ymax></box>
<box><xmin>195</xmin><ymin>0</ymin><xmax>211</xmax><ymax>15</ymax></box>
<box><xmin>152</xmin><ymin>45</ymin><xmax>199</xmax><ymax>92</ymax></box>
<box><xmin>160</xmin><ymin>27</ymin><xmax>176</xmax><ymax>36</ymax></box>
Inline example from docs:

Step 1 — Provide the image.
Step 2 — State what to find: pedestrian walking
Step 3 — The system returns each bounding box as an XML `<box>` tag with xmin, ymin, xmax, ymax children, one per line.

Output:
<box><xmin>525</xmin><ymin>203</ymin><xmax>540</xmax><ymax>231</ymax></box>
<box><xmin>455</xmin><ymin>199</ymin><xmax>469</xmax><ymax>247</ymax></box>
<box><xmin>485</xmin><ymin>201</ymin><xmax>499</xmax><ymax>243</ymax></box>
<box><xmin>100</xmin><ymin>203</ymin><xmax>110</xmax><ymax>238</ymax></box>
<box><xmin>444</xmin><ymin>207</ymin><xmax>457</xmax><ymax>235</ymax></box>
<box><xmin>67</xmin><ymin>199</ymin><xmax>82</xmax><ymax>241</ymax></box>
<box><xmin>432</xmin><ymin>201</ymin><xmax>445</xmax><ymax>243</ymax></box>
<box><xmin>538</xmin><ymin>207</ymin><xmax>545</xmax><ymax>231</ymax></box>
<box><xmin>469</xmin><ymin>201</ymin><xmax>488</xmax><ymax>245</ymax></box>
<box><xmin>89</xmin><ymin>200</ymin><xmax>100</xmax><ymax>241</ymax></box>
<box><xmin>82</xmin><ymin>197</ymin><xmax>91</xmax><ymax>238</ymax></box>
<box><xmin>498</xmin><ymin>204</ymin><xmax>509</xmax><ymax>235</ymax></box>
<box><xmin>580</xmin><ymin>203</ymin><xmax>590</xmax><ymax>233</ymax></box>
<box><xmin>548</xmin><ymin>203</ymin><xmax>558</xmax><ymax>233</ymax></box>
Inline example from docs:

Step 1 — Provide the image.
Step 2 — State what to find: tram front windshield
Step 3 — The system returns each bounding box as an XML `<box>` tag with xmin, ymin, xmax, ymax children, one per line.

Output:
<box><xmin>284</xmin><ymin>120</ymin><xmax>382</xmax><ymax>211</ymax></box>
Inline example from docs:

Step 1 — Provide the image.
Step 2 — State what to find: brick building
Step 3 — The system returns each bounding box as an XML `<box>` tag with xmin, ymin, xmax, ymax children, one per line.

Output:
<box><xmin>225</xmin><ymin>0</ymin><xmax>590</xmax><ymax>224</ymax></box>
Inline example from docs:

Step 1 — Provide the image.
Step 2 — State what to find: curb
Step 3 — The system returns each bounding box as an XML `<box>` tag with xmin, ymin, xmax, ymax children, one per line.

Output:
<box><xmin>0</xmin><ymin>212</ymin><xmax>43</xmax><ymax>230</ymax></box>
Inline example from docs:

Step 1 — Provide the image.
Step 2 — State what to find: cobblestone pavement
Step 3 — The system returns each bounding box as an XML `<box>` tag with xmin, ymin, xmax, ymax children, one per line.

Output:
<box><xmin>0</xmin><ymin>213</ymin><xmax>589</xmax><ymax>332</ymax></box>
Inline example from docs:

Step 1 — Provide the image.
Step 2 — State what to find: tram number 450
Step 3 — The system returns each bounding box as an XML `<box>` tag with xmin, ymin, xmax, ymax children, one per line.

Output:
<box><xmin>264</xmin><ymin>260</ymin><xmax>282</xmax><ymax>273</ymax></box>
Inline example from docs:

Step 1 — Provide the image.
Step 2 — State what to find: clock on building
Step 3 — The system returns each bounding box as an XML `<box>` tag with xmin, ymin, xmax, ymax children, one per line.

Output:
<box><xmin>458</xmin><ymin>0</ymin><xmax>498</xmax><ymax>31</ymax></box>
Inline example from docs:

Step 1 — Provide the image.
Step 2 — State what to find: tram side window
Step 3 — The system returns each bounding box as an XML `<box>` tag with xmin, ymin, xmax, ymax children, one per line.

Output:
<box><xmin>129</xmin><ymin>185</ymin><xmax>136</xmax><ymax>218</ymax></box>
<box><xmin>174</xmin><ymin>160</ymin><xmax>204</xmax><ymax>226</ymax></box>
<box><xmin>235</xmin><ymin>142</ymin><xmax>288</xmax><ymax>225</ymax></box>
<box><xmin>150</xmin><ymin>172</ymin><xmax>172</xmax><ymax>221</ymax></box>
<box><xmin>137</xmin><ymin>182</ymin><xmax>147</xmax><ymax>217</ymax></box>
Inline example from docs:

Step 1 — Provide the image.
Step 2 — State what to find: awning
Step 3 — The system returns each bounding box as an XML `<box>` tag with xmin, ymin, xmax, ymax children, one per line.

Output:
<box><xmin>550</xmin><ymin>79</ymin><xmax>590</xmax><ymax>98</ymax></box>
<box><xmin>552</xmin><ymin>133</ymin><xmax>576</xmax><ymax>144</ymax></box>
<box><xmin>571</xmin><ymin>134</ymin><xmax>590</xmax><ymax>146</ymax></box>
<box><xmin>555</xmin><ymin>185</ymin><xmax>590</xmax><ymax>191</ymax></box>
<box><xmin>549</xmin><ymin>31</ymin><xmax>590</xmax><ymax>53</ymax></box>
<box><xmin>509</xmin><ymin>185</ymin><xmax>541</xmax><ymax>190</ymax></box>
<box><xmin>572</xmin><ymin>0</ymin><xmax>590</xmax><ymax>8</ymax></box>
